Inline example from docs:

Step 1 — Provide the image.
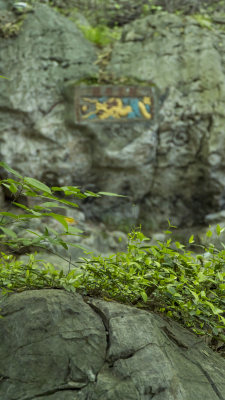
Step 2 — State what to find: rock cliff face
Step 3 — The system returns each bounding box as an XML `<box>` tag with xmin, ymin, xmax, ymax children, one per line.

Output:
<box><xmin>1</xmin><ymin>3</ymin><xmax>225</xmax><ymax>233</ymax></box>
<box><xmin>107</xmin><ymin>12</ymin><xmax>225</xmax><ymax>230</ymax></box>
<box><xmin>0</xmin><ymin>289</ymin><xmax>225</xmax><ymax>400</ymax></box>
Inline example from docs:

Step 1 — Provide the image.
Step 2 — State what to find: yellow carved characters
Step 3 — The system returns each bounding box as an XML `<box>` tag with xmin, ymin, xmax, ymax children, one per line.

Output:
<box><xmin>80</xmin><ymin>96</ymin><xmax>152</xmax><ymax>121</ymax></box>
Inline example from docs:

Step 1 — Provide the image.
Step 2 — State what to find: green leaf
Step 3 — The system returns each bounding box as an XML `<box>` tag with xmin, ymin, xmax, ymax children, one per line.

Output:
<box><xmin>8</xmin><ymin>182</ymin><xmax>18</xmax><ymax>194</ymax></box>
<box><xmin>219</xmin><ymin>316</ymin><xmax>225</xmax><ymax>325</ymax></box>
<box><xmin>0</xmin><ymin>75</ymin><xmax>9</xmax><ymax>79</ymax></box>
<box><xmin>216</xmin><ymin>224</ymin><xmax>221</xmax><ymax>236</ymax></box>
<box><xmin>52</xmin><ymin>186</ymin><xmax>86</xmax><ymax>198</ymax></box>
<box><xmin>54</xmin><ymin>198</ymin><xmax>79</xmax><ymax>208</ymax></box>
<box><xmin>66</xmin><ymin>226</ymin><xmax>83</xmax><ymax>234</ymax></box>
<box><xmin>189</xmin><ymin>235</ymin><xmax>194</xmax><ymax>244</ymax></box>
<box><xmin>67</xmin><ymin>243</ymin><xmax>87</xmax><ymax>251</ymax></box>
<box><xmin>206</xmin><ymin>229</ymin><xmax>212</xmax><ymax>238</ymax></box>
<box><xmin>40</xmin><ymin>194</ymin><xmax>79</xmax><ymax>208</ymax></box>
<box><xmin>167</xmin><ymin>219</ymin><xmax>177</xmax><ymax>228</ymax></box>
<box><xmin>24</xmin><ymin>189</ymin><xmax>39</xmax><ymax>197</ymax></box>
<box><xmin>0</xmin><ymin>227</ymin><xmax>17</xmax><ymax>238</ymax></box>
<box><xmin>24</xmin><ymin>177</ymin><xmax>52</xmax><ymax>194</ymax></box>
<box><xmin>216</xmin><ymin>224</ymin><xmax>224</xmax><ymax>236</ymax></box>
<box><xmin>59</xmin><ymin>270</ymin><xmax>64</xmax><ymax>278</ymax></box>
<box><xmin>0</xmin><ymin>162</ymin><xmax>23</xmax><ymax>178</ymax></box>
<box><xmin>55</xmin><ymin>239</ymin><xmax>68</xmax><ymax>250</ymax></box>
<box><xmin>47</xmin><ymin>213</ymin><xmax>68</xmax><ymax>230</ymax></box>
<box><xmin>43</xmin><ymin>226</ymin><xmax>59</xmax><ymax>236</ymax></box>
<box><xmin>219</xmin><ymin>283</ymin><xmax>225</xmax><ymax>290</ymax></box>
<box><xmin>12</xmin><ymin>202</ymin><xmax>29</xmax><ymax>211</ymax></box>
<box><xmin>26</xmin><ymin>230</ymin><xmax>42</xmax><ymax>237</ymax></box>
<box><xmin>205</xmin><ymin>301</ymin><xmax>224</xmax><ymax>315</ymax></box>
<box><xmin>141</xmin><ymin>291</ymin><xmax>148</xmax><ymax>302</ymax></box>
<box><xmin>84</xmin><ymin>190</ymin><xmax>100</xmax><ymax>198</ymax></box>
<box><xmin>12</xmin><ymin>202</ymin><xmax>42</xmax><ymax>216</ymax></box>
<box><xmin>217</xmin><ymin>272</ymin><xmax>224</xmax><ymax>281</ymax></box>
<box><xmin>190</xmin><ymin>290</ymin><xmax>199</xmax><ymax>303</ymax></box>
<box><xmin>0</xmin><ymin>211</ymin><xmax>19</xmax><ymax>218</ymax></box>
<box><xmin>98</xmin><ymin>191</ymin><xmax>126</xmax><ymax>197</ymax></box>
<box><xmin>175</xmin><ymin>241</ymin><xmax>185</xmax><ymax>250</ymax></box>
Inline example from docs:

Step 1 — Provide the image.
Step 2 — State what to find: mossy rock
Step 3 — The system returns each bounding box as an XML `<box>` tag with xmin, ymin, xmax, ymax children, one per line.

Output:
<box><xmin>0</xmin><ymin>10</ymin><xmax>26</xmax><ymax>38</ymax></box>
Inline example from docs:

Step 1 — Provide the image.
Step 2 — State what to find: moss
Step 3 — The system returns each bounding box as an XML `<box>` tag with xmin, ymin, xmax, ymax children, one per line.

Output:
<box><xmin>191</xmin><ymin>14</ymin><xmax>213</xmax><ymax>30</ymax></box>
<box><xmin>78</xmin><ymin>24</ymin><xmax>121</xmax><ymax>48</ymax></box>
<box><xmin>73</xmin><ymin>76</ymin><xmax>156</xmax><ymax>87</ymax></box>
<box><xmin>0</xmin><ymin>12</ymin><xmax>27</xmax><ymax>38</ymax></box>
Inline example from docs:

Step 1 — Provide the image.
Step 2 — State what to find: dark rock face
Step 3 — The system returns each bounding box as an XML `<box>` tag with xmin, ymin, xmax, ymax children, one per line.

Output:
<box><xmin>0</xmin><ymin>289</ymin><xmax>225</xmax><ymax>399</ymax></box>
<box><xmin>0</xmin><ymin>290</ymin><xmax>106</xmax><ymax>399</ymax></box>
<box><xmin>1</xmin><ymin>4</ymin><xmax>225</xmax><ymax>232</ymax></box>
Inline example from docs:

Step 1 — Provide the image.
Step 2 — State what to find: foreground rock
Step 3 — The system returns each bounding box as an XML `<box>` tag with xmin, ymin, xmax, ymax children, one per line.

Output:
<box><xmin>0</xmin><ymin>289</ymin><xmax>224</xmax><ymax>399</ymax></box>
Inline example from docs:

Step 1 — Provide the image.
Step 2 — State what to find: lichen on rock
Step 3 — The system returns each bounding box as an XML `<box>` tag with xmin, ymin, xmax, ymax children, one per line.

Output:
<box><xmin>0</xmin><ymin>10</ymin><xmax>26</xmax><ymax>38</ymax></box>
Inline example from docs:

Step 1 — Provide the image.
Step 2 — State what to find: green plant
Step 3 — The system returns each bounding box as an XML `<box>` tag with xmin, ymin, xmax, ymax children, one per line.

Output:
<box><xmin>1</xmin><ymin>162</ymin><xmax>225</xmax><ymax>351</ymax></box>
<box><xmin>80</xmin><ymin>228</ymin><xmax>225</xmax><ymax>345</ymax></box>
<box><xmin>192</xmin><ymin>13</ymin><xmax>213</xmax><ymax>29</ymax></box>
<box><xmin>0</xmin><ymin>161</ymin><xmax>121</xmax><ymax>256</ymax></box>
<box><xmin>78</xmin><ymin>24</ymin><xmax>121</xmax><ymax>47</ymax></box>
<box><xmin>142</xmin><ymin>0</ymin><xmax>162</xmax><ymax>15</ymax></box>
<box><xmin>0</xmin><ymin>252</ymin><xmax>83</xmax><ymax>295</ymax></box>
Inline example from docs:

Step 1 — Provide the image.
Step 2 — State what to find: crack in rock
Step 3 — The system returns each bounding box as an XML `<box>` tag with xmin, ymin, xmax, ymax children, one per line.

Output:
<box><xmin>108</xmin><ymin>341</ymin><xmax>157</xmax><ymax>366</ymax></box>
<box><xmin>196</xmin><ymin>362</ymin><xmax>225</xmax><ymax>400</ymax></box>
<box><xmin>0</xmin><ymin>374</ymin><xmax>10</xmax><ymax>382</ymax></box>
<box><xmin>19</xmin><ymin>382</ymin><xmax>88</xmax><ymax>400</ymax></box>
<box><xmin>182</xmin><ymin>353</ymin><xmax>225</xmax><ymax>400</ymax></box>
<box><xmin>85</xmin><ymin>300</ymin><xmax>110</xmax><ymax>355</ymax></box>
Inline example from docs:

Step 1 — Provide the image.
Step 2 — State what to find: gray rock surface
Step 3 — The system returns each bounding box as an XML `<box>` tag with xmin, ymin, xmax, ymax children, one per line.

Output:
<box><xmin>0</xmin><ymin>290</ymin><xmax>106</xmax><ymax>399</ymax></box>
<box><xmin>1</xmin><ymin>4</ymin><xmax>225</xmax><ymax>235</ymax></box>
<box><xmin>107</xmin><ymin>12</ymin><xmax>225</xmax><ymax>230</ymax></box>
<box><xmin>0</xmin><ymin>3</ymin><xmax>97</xmax><ymax>183</ymax></box>
<box><xmin>0</xmin><ymin>289</ymin><xmax>225</xmax><ymax>399</ymax></box>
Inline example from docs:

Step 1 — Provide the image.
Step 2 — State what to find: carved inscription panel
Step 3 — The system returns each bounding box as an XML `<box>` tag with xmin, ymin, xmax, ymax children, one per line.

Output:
<box><xmin>75</xmin><ymin>86</ymin><xmax>154</xmax><ymax>122</ymax></box>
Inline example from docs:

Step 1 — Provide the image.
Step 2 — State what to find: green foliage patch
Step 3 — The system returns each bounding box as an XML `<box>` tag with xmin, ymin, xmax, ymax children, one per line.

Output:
<box><xmin>77</xmin><ymin>24</ymin><xmax>121</xmax><ymax>47</ymax></box>
<box><xmin>0</xmin><ymin>162</ymin><xmax>225</xmax><ymax>351</ymax></box>
<box><xmin>191</xmin><ymin>13</ymin><xmax>213</xmax><ymax>29</ymax></box>
<box><xmin>80</xmin><ymin>229</ymin><xmax>225</xmax><ymax>342</ymax></box>
<box><xmin>0</xmin><ymin>252</ymin><xmax>83</xmax><ymax>295</ymax></box>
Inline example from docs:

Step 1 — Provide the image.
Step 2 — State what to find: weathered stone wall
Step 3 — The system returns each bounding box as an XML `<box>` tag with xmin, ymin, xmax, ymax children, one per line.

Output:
<box><xmin>1</xmin><ymin>3</ymin><xmax>225</xmax><ymax>235</ymax></box>
<box><xmin>105</xmin><ymin>12</ymin><xmax>225</xmax><ymax>229</ymax></box>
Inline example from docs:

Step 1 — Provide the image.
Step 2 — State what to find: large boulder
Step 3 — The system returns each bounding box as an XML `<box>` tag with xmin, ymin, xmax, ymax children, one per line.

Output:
<box><xmin>105</xmin><ymin>12</ymin><xmax>225</xmax><ymax>230</ymax></box>
<box><xmin>0</xmin><ymin>289</ymin><xmax>224</xmax><ymax>399</ymax></box>
<box><xmin>1</xmin><ymin>4</ymin><xmax>225</xmax><ymax>232</ymax></box>
<box><xmin>0</xmin><ymin>3</ymin><xmax>98</xmax><ymax>185</ymax></box>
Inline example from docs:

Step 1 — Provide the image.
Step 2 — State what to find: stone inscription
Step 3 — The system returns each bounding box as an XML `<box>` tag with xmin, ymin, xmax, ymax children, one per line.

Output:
<box><xmin>75</xmin><ymin>86</ymin><xmax>153</xmax><ymax>122</ymax></box>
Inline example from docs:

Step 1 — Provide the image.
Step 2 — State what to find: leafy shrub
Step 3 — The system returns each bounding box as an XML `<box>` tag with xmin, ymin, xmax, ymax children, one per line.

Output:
<box><xmin>80</xmin><ymin>229</ymin><xmax>225</xmax><ymax>344</ymax></box>
<box><xmin>0</xmin><ymin>162</ymin><xmax>225</xmax><ymax>349</ymax></box>
<box><xmin>0</xmin><ymin>252</ymin><xmax>83</xmax><ymax>296</ymax></box>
